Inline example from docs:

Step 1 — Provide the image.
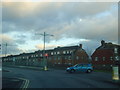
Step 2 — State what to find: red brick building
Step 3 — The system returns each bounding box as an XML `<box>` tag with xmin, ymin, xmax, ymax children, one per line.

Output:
<box><xmin>91</xmin><ymin>40</ymin><xmax>120</xmax><ymax>71</ymax></box>
<box><xmin>2</xmin><ymin>44</ymin><xmax>89</xmax><ymax>67</ymax></box>
<box><xmin>48</xmin><ymin>44</ymin><xmax>89</xmax><ymax>67</ymax></box>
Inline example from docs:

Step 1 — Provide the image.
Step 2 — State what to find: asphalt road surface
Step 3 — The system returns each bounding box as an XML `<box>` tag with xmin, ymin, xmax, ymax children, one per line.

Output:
<box><xmin>2</xmin><ymin>67</ymin><xmax>120</xmax><ymax>88</ymax></box>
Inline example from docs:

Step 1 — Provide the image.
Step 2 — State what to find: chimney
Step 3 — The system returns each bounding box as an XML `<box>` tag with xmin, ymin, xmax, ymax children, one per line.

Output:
<box><xmin>101</xmin><ymin>40</ymin><xmax>105</xmax><ymax>46</ymax></box>
<box><xmin>79</xmin><ymin>44</ymin><xmax>82</xmax><ymax>48</ymax></box>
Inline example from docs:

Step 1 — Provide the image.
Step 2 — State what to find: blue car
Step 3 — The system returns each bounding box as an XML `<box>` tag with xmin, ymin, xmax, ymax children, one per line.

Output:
<box><xmin>66</xmin><ymin>63</ymin><xmax>93</xmax><ymax>73</ymax></box>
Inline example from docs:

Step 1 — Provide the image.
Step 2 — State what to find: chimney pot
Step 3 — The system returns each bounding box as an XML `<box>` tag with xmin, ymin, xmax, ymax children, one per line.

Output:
<box><xmin>101</xmin><ymin>40</ymin><xmax>105</xmax><ymax>46</ymax></box>
<box><xmin>79</xmin><ymin>44</ymin><xmax>82</xmax><ymax>48</ymax></box>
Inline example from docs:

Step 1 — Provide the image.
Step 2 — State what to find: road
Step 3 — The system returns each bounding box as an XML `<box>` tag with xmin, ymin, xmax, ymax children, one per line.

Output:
<box><xmin>2</xmin><ymin>67</ymin><xmax>120</xmax><ymax>88</ymax></box>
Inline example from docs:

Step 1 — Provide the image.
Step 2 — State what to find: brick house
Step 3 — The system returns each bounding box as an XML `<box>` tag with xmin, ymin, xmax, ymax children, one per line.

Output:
<box><xmin>2</xmin><ymin>44</ymin><xmax>89</xmax><ymax>67</ymax></box>
<box><xmin>91</xmin><ymin>40</ymin><xmax>120</xmax><ymax>71</ymax></box>
<box><xmin>47</xmin><ymin>44</ymin><xmax>89</xmax><ymax>67</ymax></box>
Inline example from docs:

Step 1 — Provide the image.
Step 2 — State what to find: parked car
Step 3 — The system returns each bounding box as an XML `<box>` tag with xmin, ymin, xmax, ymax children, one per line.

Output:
<box><xmin>66</xmin><ymin>63</ymin><xmax>93</xmax><ymax>73</ymax></box>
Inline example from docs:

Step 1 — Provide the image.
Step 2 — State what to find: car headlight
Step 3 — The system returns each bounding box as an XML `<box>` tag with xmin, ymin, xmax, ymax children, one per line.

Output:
<box><xmin>67</xmin><ymin>68</ymin><xmax>70</xmax><ymax>70</ymax></box>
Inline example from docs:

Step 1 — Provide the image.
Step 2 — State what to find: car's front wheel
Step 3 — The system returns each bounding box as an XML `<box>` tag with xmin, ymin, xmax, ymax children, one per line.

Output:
<box><xmin>86</xmin><ymin>69</ymin><xmax>92</xmax><ymax>73</ymax></box>
<box><xmin>70</xmin><ymin>69</ymin><xmax>75</xmax><ymax>73</ymax></box>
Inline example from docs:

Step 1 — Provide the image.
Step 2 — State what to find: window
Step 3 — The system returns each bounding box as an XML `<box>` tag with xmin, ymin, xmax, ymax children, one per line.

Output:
<box><xmin>57</xmin><ymin>51</ymin><xmax>60</xmax><ymax>54</ymax></box>
<box><xmin>76</xmin><ymin>56</ymin><xmax>79</xmax><ymax>60</ymax></box>
<box><xmin>40</xmin><ymin>54</ymin><xmax>42</xmax><ymax>57</ymax></box>
<box><xmin>95</xmin><ymin>57</ymin><xmax>98</xmax><ymax>61</ymax></box>
<box><xmin>70</xmin><ymin>50</ymin><xmax>72</xmax><ymax>54</ymax></box>
<box><xmin>115</xmin><ymin>56</ymin><xmax>119</xmax><ymax>61</ymax></box>
<box><xmin>65</xmin><ymin>56</ymin><xmax>67</xmax><ymax>60</ymax></box>
<box><xmin>82</xmin><ymin>64</ymin><xmax>88</xmax><ymax>67</ymax></box>
<box><xmin>54</xmin><ymin>52</ymin><xmax>56</xmax><ymax>55</ymax></box>
<box><xmin>67</xmin><ymin>51</ymin><xmax>69</xmax><ymax>54</ymax></box>
<box><xmin>110</xmin><ymin>57</ymin><xmax>113</xmax><ymax>60</ymax></box>
<box><xmin>27</xmin><ymin>56</ymin><xmax>29</xmax><ymax>59</ymax></box>
<box><xmin>58</xmin><ymin>62</ymin><xmax>61</xmax><ymax>64</ymax></box>
<box><xmin>103</xmin><ymin>57</ymin><xmax>105</xmax><ymax>61</ymax></box>
<box><xmin>114</xmin><ymin>48</ymin><xmax>118</xmax><ymax>53</ymax></box>
<box><xmin>63</xmin><ymin>51</ymin><xmax>66</xmax><ymax>54</ymax></box>
<box><xmin>36</xmin><ymin>55</ymin><xmax>38</xmax><ymax>57</ymax></box>
<box><xmin>58</xmin><ymin>57</ymin><xmax>61</xmax><ymax>60</ymax></box>
<box><xmin>51</xmin><ymin>52</ymin><xmax>53</xmax><ymax>55</ymax></box>
<box><xmin>68</xmin><ymin>56</ymin><xmax>71</xmax><ymax>60</ymax></box>
<box><xmin>54</xmin><ymin>57</ymin><xmax>57</xmax><ymax>60</ymax></box>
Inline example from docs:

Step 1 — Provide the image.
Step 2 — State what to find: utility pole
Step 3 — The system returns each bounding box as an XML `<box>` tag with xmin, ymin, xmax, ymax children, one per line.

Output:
<box><xmin>2</xmin><ymin>43</ymin><xmax>17</xmax><ymax>57</ymax></box>
<box><xmin>36</xmin><ymin>32</ymin><xmax>54</xmax><ymax>71</ymax></box>
<box><xmin>5</xmin><ymin>43</ymin><xmax>7</xmax><ymax>57</ymax></box>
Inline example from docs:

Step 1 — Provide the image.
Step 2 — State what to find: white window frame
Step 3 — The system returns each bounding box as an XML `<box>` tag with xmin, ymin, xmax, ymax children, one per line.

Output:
<box><xmin>51</xmin><ymin>52</ymin><xmax>53</xmax><ymax>55</ymax></box>
<box><xmin>70</xmin><ymin>50</ymin><xmax>72</xmax><ymax>54</ymax></box>
<box><xmin>57</xmin><ymin>51</ymin><xmax>60</xmax><ymax>54</ymax></box>
<box><xmin>40</xmin><ymin>54</ymin><xmax>42</xmax><ymax>57</ymax></box>
<box><xmin>58</xmin><ymin>57</ymin><xmax>60</xmax><ymax>60</ymax></box>
<box><xmin>103</xmin><ymin>57</ymin><xmax>105</xmax><ymax>61</ymax></box>
<box><xmin>114</xmin><ymin>48</ymin><xmax>118</xmax><ymax>53</ymax></box>
<box><xmin>63</xmin><ymin>51</ymin><xmax>66</xmax><ymax>54</ymax></box>
<box><xmin>58</xmin><ymin>62</ymin><xmax>61</xmax><ymax>64</ymax></box>
<box><xmin>36</xmin><ymin>55</ymin><xmax>38</xmax><ymax>57</ymax></box>
<box><xmin>115</xmin><ymin>56</ymin><xmax>119</xmax><ymax>61</ymax></box>
<box><xmin>67</xmin><ymin>51</ymin><xmax>69</xmax><ymax>54</ymax></box>
<box><xmin>65</xmin><ymin>56</ymin><xmax>67</xmax><ymax>60</ymax></box>
<box><xmin>110</xmin><ymin>57</ymin><xmax>113</xmax><ymax>60</ymax></box>
<box><xmin>76</xmin><ymin>56</ymin><xmax>79</xmax><ymax>60</ymax></box>
<box><xmin>95</xmin><ymin>57</ymin><xmax>98</xmax><ymax>61</ymax></box>
<box><xmin>68</xmin><ymin>56</ymin><xmax>71</xmax><ymax>60</ymax></box>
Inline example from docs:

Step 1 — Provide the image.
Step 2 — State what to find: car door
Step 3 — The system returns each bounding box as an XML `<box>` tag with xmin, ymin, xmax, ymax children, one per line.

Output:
<box><xmin>81</xmin><ymin>64</ymin><xmax>88</xmax><ymax>72</ymax></box>
<box><xmin>76</xmin><ymin>64</ymin><xmax>83</xmax><ymax>72</ymax></box>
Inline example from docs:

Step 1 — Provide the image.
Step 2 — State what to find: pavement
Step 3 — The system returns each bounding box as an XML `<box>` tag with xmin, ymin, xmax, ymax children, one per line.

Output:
<box><xmin>2</xmin><ymin>66</ymin><xmax>120</xmax><ymax>88</ymax></box>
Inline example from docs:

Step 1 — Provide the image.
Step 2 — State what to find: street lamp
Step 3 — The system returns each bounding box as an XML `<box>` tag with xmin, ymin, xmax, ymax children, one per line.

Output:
<box><xmin>35</xmin><ymin>32</ymin><xmax>54</xmax><ymax>71</ymax></box>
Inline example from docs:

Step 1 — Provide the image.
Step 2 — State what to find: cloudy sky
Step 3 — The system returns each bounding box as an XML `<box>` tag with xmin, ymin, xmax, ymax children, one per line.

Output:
<box><xmin>0</xmin><ymin>0</ymin><xmax>119</xmax><ymax>57</ymax></box>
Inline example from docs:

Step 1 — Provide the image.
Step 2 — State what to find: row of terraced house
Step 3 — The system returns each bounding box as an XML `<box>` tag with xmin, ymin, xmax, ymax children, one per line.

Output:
<box><xmin>2</xmin><ymin>40</ymin><xmax>120</xmax><ymax>71</ymax></box>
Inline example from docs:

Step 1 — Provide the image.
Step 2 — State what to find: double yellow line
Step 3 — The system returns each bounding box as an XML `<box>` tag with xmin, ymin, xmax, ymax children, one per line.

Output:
<box><xmin>19</xmin><ymin>78</ymin><xmax>29</xmax><ymax>90</ymax></box>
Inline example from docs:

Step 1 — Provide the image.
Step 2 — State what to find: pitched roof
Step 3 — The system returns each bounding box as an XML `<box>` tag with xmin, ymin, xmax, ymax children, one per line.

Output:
<box><xmin>54</xmin><ymin>45</ymin><xmax>79</xmax><ymax>50</ymax></box>
<box><xmin>96</xmin><ymin>42</ymin><xmax>120</xmax><ymax>50</ymax></box>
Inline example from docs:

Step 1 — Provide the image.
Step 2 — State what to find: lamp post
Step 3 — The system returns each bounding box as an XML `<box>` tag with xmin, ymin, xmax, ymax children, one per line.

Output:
<box><xmin>35</xmin><ymin>32</ymin><xmax>54</xmax><ymax>71</ymax></box>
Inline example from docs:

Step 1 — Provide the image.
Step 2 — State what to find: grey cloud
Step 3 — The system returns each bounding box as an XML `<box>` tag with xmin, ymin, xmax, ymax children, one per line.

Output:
<box><xmin>1</xmin><ymin>2</ymin><xmax>118</xmax><ymax>55</ymax></box>
<box><xmin>15</xmin><ymin>39</ymin><xmax>26</xmax><ymax>44</ymax></box>
<box><xmin>2</xmin><ymin>2</ymin><xmax>114</xmax><ymax>33</ymax></box>
<box><xmin>1</xmin><ymin>34</ymin><xmax>23</xmax><ymax>55</ymax></box>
